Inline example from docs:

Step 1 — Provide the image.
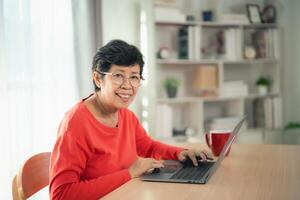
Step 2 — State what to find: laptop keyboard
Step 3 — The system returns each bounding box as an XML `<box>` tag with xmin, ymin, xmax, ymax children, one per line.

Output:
<box><xmin>170</xmin><ymin>162</ymin><xmax>214</xmax><ymax>181</ymax></box>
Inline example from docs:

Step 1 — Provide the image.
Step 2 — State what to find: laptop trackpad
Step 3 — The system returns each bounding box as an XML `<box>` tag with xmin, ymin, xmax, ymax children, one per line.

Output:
<box><xmin>161</xmin><ymin>160</ymin><xmax>182</xmax><ymax>173</ymax></box>
<box><xmin>140</xmin><ymin>160</ymin><xmax>182</xmax><ymax>180</ymax></box>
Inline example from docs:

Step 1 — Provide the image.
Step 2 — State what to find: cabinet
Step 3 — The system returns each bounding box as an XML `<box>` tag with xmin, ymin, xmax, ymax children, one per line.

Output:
<box><xmin>140</xmin><ymin>1</ymin><xmax>282</xmax><ymax>140</ymax></box>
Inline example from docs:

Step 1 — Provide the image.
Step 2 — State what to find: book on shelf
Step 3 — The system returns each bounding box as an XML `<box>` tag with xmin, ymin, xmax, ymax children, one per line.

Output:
<box><xmin>155</xmin><ymin>104</ymin><xmax>173</xmax><ymax>139</ymax></box>
<box><xmin>254</xmin><ymin>97</ymin><xmax>282</xmax><ymax>129</ymax></box>
<box><xmin>224</xmin><ymin>28</ymin><xmax>242</xmax><ymax>60</ymax></box>
<box><xmin>194</xmin><ymin>26</ymin><xmax>202</xmax><ymax>60</ymax></box>
<box><xmin>272</xmin><ymin>97</ymin><xmax>282</xmax><ymax>128</ymax></box>
<box><xmin>209</xmin><ymin>28</ymin><xmax>242</xmax><ymax>60</ymax></box>
<box><xmin>154</xmin><ymin>6</ymin><xmax>186</xmax><ymax>23</ymax></box>
<box><xmin>188</xmin><ymin>26</ymin><xmax>195</xmax><ymax>60</ymax></box>
<box><xmin>154</xmin><ymin>0</ymin><xmax>177</xmax><ymax>7</ymax></box>
<box><xmin>219</xmin><ymin>81</ymin><xmax>248</xmax><ymax>97</ymax></box>
<box><xmin>178</xmin><ymin>26</ymin><xmax>196</xmax><ymax>60</ymax></box>
<box><xmin>219</xmin><ymin>14</ymin><xmax>249</xmax><ymax>24</ymax></box>
<box><xmin>264</xmin><ymin>98</ymin><xmax>273</xmax><ymax>128</ymax></box>
<box><xmin>253</xmin><ymin>99</ymin><xmax>265</xmax><ymax>127</ymax></box>
<box><xmin>251</xmin><ymin>29</ymin><xmax>279</xmax><ymax>59</ymax></box>
<box><xmin>178</xmin><ymin>26</ymin><xmax>188</xmax><ymax>59</ymax></box>
<box><xmin>272</xmin><ymin>29</ymin><xmax>279</xmax><ymax>59</ymax></box>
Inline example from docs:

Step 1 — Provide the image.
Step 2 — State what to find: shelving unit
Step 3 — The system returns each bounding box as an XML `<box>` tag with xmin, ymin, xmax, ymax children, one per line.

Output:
<box><xmin>140</xmin><ymin>1</ymin><xmax>282</xmax><ymax>140</ymax></box>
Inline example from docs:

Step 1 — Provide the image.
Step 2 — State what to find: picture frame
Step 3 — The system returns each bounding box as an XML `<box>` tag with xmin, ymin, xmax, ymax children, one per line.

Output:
<box><xmin>261</xmin><ymin>4</ymin><xmax>277</xmax><ymax>23</ymax></box>
<box><xmin>246</xmin><ymin>4</ymin><xmax>262</xmax><ymax>24</ymax></box>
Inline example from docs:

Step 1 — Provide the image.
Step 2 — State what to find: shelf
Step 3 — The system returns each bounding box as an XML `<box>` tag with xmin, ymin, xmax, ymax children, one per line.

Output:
<box><xmin>245</xmin><ymin>92</ymin><xmax>280</xmax><ymax>99</ymax></box>
<box><xmin>155</xmin><ymin>20</ymin><xmax>277</xmax><ymax>29</ymax></box>
<box><xmin>243</xmin><ymin>23</ymin><xmax>277</xmax><ymax>29</ymax></box>
<box><xmin>203</xmin><ymin>93</ymin><xmax>280</xmax><ymax>102</ymax></box>
<box><xmin>199</xmin><ymin>22</ymin><xmax>276</xmax><ymax>28</ymax></box>
<box><xmin>157</xmin><ymin>97</ymin><xmax>203</xmax><ymax>104</ymax></box>
<box><xmin>155</xmin><ymin>21</ymin><xmax>197</xmax><ymax>26</ymax></box>
<box><xmin>156</xmin><ymin>59</ymin><xmax>219</xmax><ymax>65</ymax></box>
<box><xmin>157</xmin><ymin>93</ymin><xmax>280</xmax><ymax>104</ymax></box>
<box><xmin>198</xmin><ymin>21</ymin><xmax>244</xmax><ymax>27</ymax></box>
<box><xmin>223</xmin><ymin>59</ymin><xmax>278</xmax><ymax>65</ymax></box>
<box><xmin>157</xmin><ymin>59</ymin><xmax>278</xmax><ymax>65</ymax></box>
<box><xmin>151</xmin><ymin>2</ymin><xmax>281</xmax><ymax>139</ymax></box>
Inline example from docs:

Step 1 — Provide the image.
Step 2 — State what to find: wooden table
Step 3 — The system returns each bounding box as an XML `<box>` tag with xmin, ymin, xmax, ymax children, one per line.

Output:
<box><xmin>103</xmin><ymin>144</ymin><xmax>300</xmax><ymax>200</ymax></box>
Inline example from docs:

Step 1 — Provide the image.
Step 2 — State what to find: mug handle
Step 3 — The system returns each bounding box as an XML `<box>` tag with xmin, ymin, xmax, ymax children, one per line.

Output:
<box><xmin>205</xmin><ymin>132</ymin><xmax>211</xmax><ymax>148</ymax></box>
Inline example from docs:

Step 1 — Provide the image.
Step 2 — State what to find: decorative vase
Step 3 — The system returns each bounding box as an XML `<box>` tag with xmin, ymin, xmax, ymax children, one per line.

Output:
<box><xmin>166</xmin><ymin>87</ymin><xmax>177</xmax><ymax>98</ymax></box>
<box><xmin>258</xmin><ymin>85</ymin><xmax>268</xmax><ymax>95</ymax></box>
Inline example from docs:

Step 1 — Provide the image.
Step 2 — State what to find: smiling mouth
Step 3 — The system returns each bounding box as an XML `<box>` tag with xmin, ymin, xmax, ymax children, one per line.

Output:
<box><xmin>116</xmin><ymin>93</ymin><xmax>132</xmax><ymax>101</ymax></box>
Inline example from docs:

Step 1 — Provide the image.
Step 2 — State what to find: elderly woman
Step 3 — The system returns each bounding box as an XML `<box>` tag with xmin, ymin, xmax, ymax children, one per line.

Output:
<box><xmin>49</xmin><ymin>40</ymin><xmax>209</xmax><ymax>200</ymax></box>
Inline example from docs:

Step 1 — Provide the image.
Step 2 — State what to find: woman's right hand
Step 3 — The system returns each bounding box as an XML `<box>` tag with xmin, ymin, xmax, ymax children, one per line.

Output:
<box><xmin>128</xmin><ymin>157</ymin><xmax>164</xmax><ymax>178</ymax></box>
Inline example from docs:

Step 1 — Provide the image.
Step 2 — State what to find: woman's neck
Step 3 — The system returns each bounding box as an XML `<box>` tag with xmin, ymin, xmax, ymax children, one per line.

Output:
<box><xmin>90</xmin><ymin>93</ymin><xmax>119</xmax><ymax>127</ymax></box>
<box><xmin>94</xmin><ymin>92</ymin><xmax>117</xmax><ymax>115</ymax></box>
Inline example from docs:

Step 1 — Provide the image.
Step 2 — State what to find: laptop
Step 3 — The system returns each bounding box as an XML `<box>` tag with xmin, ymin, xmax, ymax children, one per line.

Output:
<box><xmin>140</xmin><ymin>116</ymin><xmax>246</xmax><ymax>184</ymax></box>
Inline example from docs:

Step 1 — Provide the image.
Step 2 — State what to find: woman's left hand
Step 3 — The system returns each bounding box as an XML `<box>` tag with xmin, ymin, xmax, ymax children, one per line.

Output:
<box><xmin>177</xmin><ymin>149</ymin><xmax>212</xmax><ymax>166</ymax></box>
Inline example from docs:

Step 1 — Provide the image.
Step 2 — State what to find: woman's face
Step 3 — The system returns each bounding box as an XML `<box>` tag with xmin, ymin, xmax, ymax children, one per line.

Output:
<box><xmin>94</xmin><ymin>64</ymin><xmax>141</xmax><ymax>110</ymax></box>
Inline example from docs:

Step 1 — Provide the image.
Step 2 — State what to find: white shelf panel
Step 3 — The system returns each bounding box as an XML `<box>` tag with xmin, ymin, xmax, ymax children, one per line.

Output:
<box><xmin>155</xmin><ymin>21</ymin><xmax>197</xmax><ymax>26</ymax></box>
<box><xmin>157</xmin><ymin>59</ymin><xmax>278</xmax><ymax>65</ymax></box>
<box><xmin>223</xmin><ymin>59</ymin><xmax>278</xmax><ymax>65</ymax></box>
<box><xmin>156</xmin><ymin>59</ymin><xmax>219</xmax><ymax>65</ymax></box>
<box><xmin>157</xmin><ymin>93</ymin><xmax>280</xmax><ymax>104</ymax></box>
<box><xmin>157</xmin><ymin>97</ymin><xmax>203</xmax><ymax>104</ymax></box>
<box><xmin>246</xmin><ymin>92</ymin><xmax>280</xmax><ymax>99</ymax></box>
<box><xmin>155</xmin><ymin>21</ymin><xmax>277</xmax><ymax>29</ymax></box>
<box><xmin>243</xmin><ymin>23</ymin><xmax>277</xmax><ymax>29</ymax></box>
<box><xmin>198</xmin><ymin>21</ymin><xmax>244</xmax><ymax>27</ymax></box>
<box><xmin>203</xmin><ymin>96</ymin><xmax>246</xmax><ymax>102</ymax></box>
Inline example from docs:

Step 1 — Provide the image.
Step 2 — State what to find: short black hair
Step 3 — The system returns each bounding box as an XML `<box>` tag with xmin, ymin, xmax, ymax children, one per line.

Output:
<box><xmin>92</xmin><ymin>39</ymin><xmax>144</xmax><ymax>91</ymax></box>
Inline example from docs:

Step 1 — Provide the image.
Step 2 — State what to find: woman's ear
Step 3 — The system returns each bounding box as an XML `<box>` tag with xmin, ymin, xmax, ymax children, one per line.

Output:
<box><xmin>93</xmin><ymin>71</ymin><xmax>102</xmax><ymax>89</ymax></box>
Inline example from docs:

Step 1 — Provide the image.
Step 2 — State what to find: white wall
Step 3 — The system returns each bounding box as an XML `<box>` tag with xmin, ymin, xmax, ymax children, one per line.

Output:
<box><xmin>101</xmin><ymin>0</ymin><xmax>140</xmax><ymax>45</ymax></box>
<box><xmin>101</xmin><ymin>0</ymin><xmax>142</xmax><ymax>114</ymax></box>
<box><xmin>73</xmin><ymin>0</ymin><xmax>99</xmax><ymax>98</ymax></box>
<box><xmin>281</xmin><ymin>0</ymin><xmax>300</xmax><ymax>124</ymax></box>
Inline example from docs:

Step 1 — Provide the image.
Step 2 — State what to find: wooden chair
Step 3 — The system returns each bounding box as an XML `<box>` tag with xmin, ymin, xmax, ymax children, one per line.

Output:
<box><xmin>12</xmin><ymin>152</ymin><xmax>51</xmax><ymax>200</ymax></box>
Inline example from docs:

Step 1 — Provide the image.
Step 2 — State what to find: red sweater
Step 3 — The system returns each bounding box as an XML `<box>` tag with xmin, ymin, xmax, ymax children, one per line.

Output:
<box><xmin>49</xmin><ymin>100</ymin><xmax>183</xmax><ymax>200</ymax></box>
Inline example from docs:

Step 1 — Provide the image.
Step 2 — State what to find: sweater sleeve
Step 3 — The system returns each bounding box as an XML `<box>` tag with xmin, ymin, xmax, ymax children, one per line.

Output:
<box><xmin>134</xmin><ymin>118</ymin><xmax>184</xmax><ymax>160</ymax></box>
<box><xmin>49</xmin><ymin>133</ymin><xmax>131</xmax><ymax>200</ymax></box>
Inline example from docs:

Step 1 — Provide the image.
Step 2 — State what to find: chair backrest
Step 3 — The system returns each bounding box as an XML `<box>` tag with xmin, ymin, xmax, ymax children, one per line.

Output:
<box><xmin>12</xmin><ymin>152</ymin><xmax>51</xmax><ymax>200</ymax></box>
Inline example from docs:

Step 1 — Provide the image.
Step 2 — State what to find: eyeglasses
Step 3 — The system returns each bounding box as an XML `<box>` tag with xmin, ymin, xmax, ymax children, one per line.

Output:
<box><xmin>95</xmin><ymin>70</ymin><xmax>144</xmax><ymax>88</ymax></box>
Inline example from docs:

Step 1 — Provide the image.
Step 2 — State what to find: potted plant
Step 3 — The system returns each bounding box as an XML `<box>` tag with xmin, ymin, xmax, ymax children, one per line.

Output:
<box><xmin>255</xmin><ymin>76</ymin><xmax>271</xmax><ymax>95</ymax></box>
<box><xmin>163</xmin><ymin>78</ymin><xmax>180</xmax><ymax>98</ymax></box>
<box><xmin>283</xmin><ymin>122</ymin><xmax>300</xmax><ymax>144</ymax></box>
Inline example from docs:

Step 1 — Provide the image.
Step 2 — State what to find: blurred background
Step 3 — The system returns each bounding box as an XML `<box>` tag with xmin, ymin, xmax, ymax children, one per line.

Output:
<box><xmin>1</xmin><ymin>0</ymin><xmax>300</xmax><ymax>199</ymax></box>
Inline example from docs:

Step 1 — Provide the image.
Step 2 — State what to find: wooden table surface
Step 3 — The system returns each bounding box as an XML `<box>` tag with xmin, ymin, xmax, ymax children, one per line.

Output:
<box><xmin>102</xmin><ymin>144</ymin><xmax>300</xmax><ymax>200</ymax></box>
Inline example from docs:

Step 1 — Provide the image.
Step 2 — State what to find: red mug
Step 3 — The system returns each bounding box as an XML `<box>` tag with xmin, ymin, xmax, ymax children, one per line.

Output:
<box><xmin>205</xmin><ymin>130</ymin><xmax>231</xmax><ymax>157</ymax></box>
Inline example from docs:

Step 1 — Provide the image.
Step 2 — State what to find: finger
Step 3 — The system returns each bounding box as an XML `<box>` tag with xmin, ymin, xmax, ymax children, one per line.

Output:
<box><xmin>202</xmin><ymin>150</ymin><xmax>214</xmax><ymax>160</ymax></box>
<box><xmin>152</xmin><ymin>163</ymin><xmax>164</xmax><ymax>168</ymax></box>
<box><xmin>178</xmin><ymin>150</ymin><xmax>188</xmax><ymax>161</ymax></box>
<box><xmin>199</xmin><ymin>151</ymin><xmax>207</xmax><ymax>161</ymax></box>
<box><xmin>146</xmin><ymin>168</ymin><xmax>154</xmax><ymax>174</ymax></box>
<box><xmin>151</xmin><ymin>159</ymin><xmax>164</xmax><ymax>168</ymax></box>
<box><xmin>187</xmin><ymin>150</ymin><xmax>198</xmax><ymax>166</ymax></box>
<box><xmin>151</xmin><ymin>158</ymin><xmax>164</xmax><ymax>164</ymax></box>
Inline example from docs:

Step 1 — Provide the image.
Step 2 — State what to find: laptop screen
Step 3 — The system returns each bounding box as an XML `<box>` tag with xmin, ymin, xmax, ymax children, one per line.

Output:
<box><xmin>205</xmin><ymin>116</ymin><xmax>246</xmax><ymax>181</ymax></box>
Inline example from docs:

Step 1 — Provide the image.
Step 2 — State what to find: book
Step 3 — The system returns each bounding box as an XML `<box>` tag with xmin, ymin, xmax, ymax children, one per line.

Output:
<box><xmin>224</xmin><ymin>28</ymin><xmax>242</xmax><ymax>60</ymax></box>
<box><xmin>252</xmin><ymin>30</ymin><xmax>267</xmax><ymax>58</ymax></box>
<box><xmin>219</xmin><ymin>14</ymin><xmax>249</xmax><ymax>24</ymax></box>
<box><xmin>155</xmin><ymin>104</ymin><xmax>173</xmax><ymax>139</ymax></box>
<box><xmin>178</xmin><ymin>26</ymin><xmax>189</xmax><ymax>59</ymax></box>
<box><xmin>154</xmin><ymin>6</ymin><xmax>186</xmax><ymax>23</ymax></box>
<box><xmin>219</xmin><ymin>81</ymin><xmax>248</xmax><ymax>97</ymax></box>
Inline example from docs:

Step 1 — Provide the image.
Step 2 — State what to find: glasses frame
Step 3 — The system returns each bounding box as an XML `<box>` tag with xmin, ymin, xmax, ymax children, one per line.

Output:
<box><xmin>94</xmin><ymin>69</ymin><xmax>144</xmax><ymax>88</ymax></box>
